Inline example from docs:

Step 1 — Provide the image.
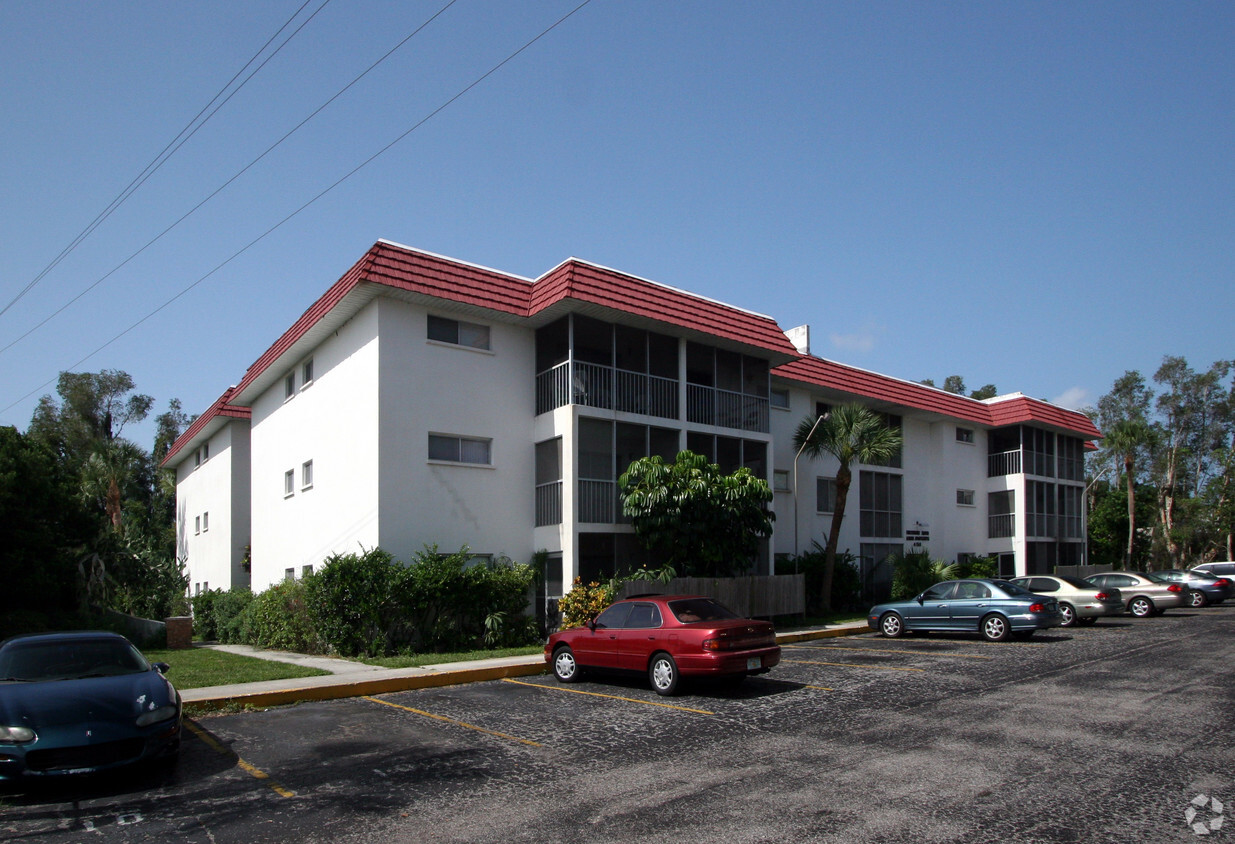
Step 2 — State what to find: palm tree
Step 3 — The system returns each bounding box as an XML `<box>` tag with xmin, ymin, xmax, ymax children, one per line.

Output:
<box><xmin>793</xmin><ymin>403</ymin><xmax>903</xmax><ymax>612</ymax></box>
<box><xmin>80</xmin><ymin>439</ymin><xmax>148</xmax><ymax>535</ymax></box>
<box><xmin>1102</xmin><ymin>418</ymin><xmax>1155</xmax><ymax>569</ymax></box>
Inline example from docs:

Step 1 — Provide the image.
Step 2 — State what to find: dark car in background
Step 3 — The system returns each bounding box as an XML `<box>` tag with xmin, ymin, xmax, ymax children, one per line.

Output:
<box><xmin>1084</xmin><ymin>572</ymin><xmax>1187</xmax><ymax>617</ymax></box>
<box><xmin>0</xmin><ymin>632</ymin><xmax>181</xmax><ymax>780</ymax></box>
<box><xmin>868</xmin><ymin>579</ymin><xmax>1065</xmax><ymax>642</ymax></box>
<box><xmin>546</xmin><ymin>595</ymin><xmax>780</xmax><ymax>696</ymax></box>
<box><xmin>1152</xmin><ymin>569</ymin><xmax>1232</xmax><ymax>607</ymax></box>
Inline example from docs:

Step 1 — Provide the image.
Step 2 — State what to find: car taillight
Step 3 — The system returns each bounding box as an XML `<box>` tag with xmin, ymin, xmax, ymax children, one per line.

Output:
<box><xmin>1216</xmin><ymin>578</ymin><xmax>1232</xmax><ymax>587</ymax></box>
<box><xmin>1167</xmin><ymin>584</ymin><xmax>1183</xmax><ymax>593</ymax></box>
<box><xmin>1094</xmin><ymin>592</ymin><xmax>1111</xmax><ymax>600</ymax></box>
<box><xmin>1029</xmin><ymin>602</ymin><xmax>1046</xmax><ymax>612</ymax></box>
<box><xmin>702</xmin><ymin>639</ymin><xmax>720</xmax><ymax>651</ymax></box>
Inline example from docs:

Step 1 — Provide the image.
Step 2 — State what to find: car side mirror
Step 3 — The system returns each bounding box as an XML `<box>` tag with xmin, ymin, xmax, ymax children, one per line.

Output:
<box><xmin>152</xmin><ymin>662</ymin><xmax>170</xmax><ymax>675</ymax></box>
<box><xmin>916</xmin><ymin>595</ymin><xmax>925</xmax><ymax>605</ymax></box>
<box><xmin>587</xmin><ymin>619</ymin><xmax>597</xmax><ymax>631</ymax></box>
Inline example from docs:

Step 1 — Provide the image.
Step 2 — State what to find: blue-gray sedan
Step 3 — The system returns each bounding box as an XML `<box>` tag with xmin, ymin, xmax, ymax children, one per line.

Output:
<box><xmin>868</xmin><ymin>579</ymin><xmax>1065</xmax><ymax>642</ymax></box>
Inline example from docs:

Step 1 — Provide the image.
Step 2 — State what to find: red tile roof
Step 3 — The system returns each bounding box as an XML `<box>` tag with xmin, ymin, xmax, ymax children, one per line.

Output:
<box><xmin>164</xmin><ymin>241</ymin><xmax>1100</xmax><ymax>464</ymax></box>
<box><xmin>773</xmin><ymin>356</ymin><xmax>1100</xmax><ymax>438</ymax></box>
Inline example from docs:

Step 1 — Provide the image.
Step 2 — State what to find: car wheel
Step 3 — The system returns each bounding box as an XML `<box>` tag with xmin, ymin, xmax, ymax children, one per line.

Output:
<box><xmin>552</xmin><ymin>646</ymin><xmax>582</xmax><ymax>683</ymax></box>
<box><xmin>1129</xmin><ymin>597</ymin><xmax>1155</xmax><ymax>618</ymax></box>
<box><xmin>981</xmin><ymin>614</ymin><xmax>1010</xmax><ymax>642</ymax></box>
<box><xmin>1058</xmin><ymin>603</ymin><xmax>1077</xmax><ymax>627</ymax></box>
<box><xmin>648</xmin><ymin>653</ymin><xmax>679</xmax><ymax>696</ymax></box>
<box><xmin>879</xmin><ymin>612</ymin><xmax>905</xmax><ymax>638</ymax></box>
<box><xmin>1189</xmin><ymin>590</ymin><xmax>1208</xmax><ymax>608</ymax></box>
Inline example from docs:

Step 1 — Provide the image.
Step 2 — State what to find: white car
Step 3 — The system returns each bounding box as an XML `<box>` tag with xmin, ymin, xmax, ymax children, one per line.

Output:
<box><xmin>1009</xmin><ymin>575</ymin><xmax>1125</xmax><ymax>627</ymax></box>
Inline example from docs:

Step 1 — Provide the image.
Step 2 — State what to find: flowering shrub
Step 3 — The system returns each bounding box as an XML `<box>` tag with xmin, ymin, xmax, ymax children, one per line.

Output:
<box><xmin>557</xmin><ymin>578</ymin><xmax>616</xmax><ymax>629</ymax></box>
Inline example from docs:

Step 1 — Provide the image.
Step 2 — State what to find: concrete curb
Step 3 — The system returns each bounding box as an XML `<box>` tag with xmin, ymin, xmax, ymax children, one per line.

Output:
<box><xmin>182</xmin><ymin>623</ymin><xmax>873</xmax><ymax>711</ymax></box>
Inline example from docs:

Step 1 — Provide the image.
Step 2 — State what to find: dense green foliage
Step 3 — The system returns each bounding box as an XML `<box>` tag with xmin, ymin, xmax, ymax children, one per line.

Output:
<box><xmin>190</xmin><ymin>547</ymin><xmax>539</xmax><ymax>657</ymax></box>
<box><xmin>781</xmin><ymin>543</ymin><xmax>863</xmax><ymax>612</ymax></box>
<box><xmin>619</xmin><ymin>451</ymin><xmax>774</xmax><ymax>577</ymax></box>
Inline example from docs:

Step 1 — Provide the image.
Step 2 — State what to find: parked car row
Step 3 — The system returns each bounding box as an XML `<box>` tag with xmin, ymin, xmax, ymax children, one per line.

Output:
<box><xmin>868</xmin><ymin>568</ymin><xmax>1232</xmax><ymax>642</ymax></box>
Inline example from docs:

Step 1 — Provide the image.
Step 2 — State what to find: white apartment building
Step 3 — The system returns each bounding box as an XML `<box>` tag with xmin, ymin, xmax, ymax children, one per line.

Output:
<box><xmin>165</xmin><ymin>241</ymin><xmax>1101</xmax><ymax>600</ymax></box>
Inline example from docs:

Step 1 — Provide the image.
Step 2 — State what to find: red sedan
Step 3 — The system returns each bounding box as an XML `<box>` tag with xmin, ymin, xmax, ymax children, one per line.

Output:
<box><xmin>544</xmin><ymin>595</ymin><xmax>781</xmax><ymax>695</ymax></box>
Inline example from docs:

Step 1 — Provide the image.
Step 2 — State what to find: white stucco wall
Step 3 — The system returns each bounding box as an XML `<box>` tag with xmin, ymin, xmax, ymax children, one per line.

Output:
<box><xmin>375</xmin><ymin>298</ymin><xmax>536</xmax><ymax>566</ymax></box>
<box><xmin>249</xmin><ymin>301</ymin><xmax>382</xmax><ymax>590</ymax></box>
<box><xmin>176</xmin><ymin>420</ymin><xmax>250</xmax><ymax>595</ymax></box>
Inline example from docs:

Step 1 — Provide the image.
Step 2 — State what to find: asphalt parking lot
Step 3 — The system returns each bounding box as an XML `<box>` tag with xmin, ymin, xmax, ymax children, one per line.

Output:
<box><xmin>3</xmin><ymin>606</ymin><xmax>1234</xmax><ymax>844</ymax></box>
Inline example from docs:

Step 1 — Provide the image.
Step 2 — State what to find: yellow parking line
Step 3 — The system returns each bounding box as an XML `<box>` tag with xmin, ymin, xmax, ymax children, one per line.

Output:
<box><xmin>184</xmin><ymin>720</ymin><xmax>295</xmax><ymax>798</ymax></box>
<box><xmin>786</xmin><ymin>645</ymin><xmax>993</xmax><ymax>660</ymax></box>
<box><xmin>362</xmin><ymin>696</ymin><xmax>542</xmax><ymax>747</ymax></box>
<box><xmin>502</xmin><ymin>678</ymin><xmax>715</xmax><ymax>715</ymax></box>
<box><xmin>784</xmin><ymin>659</ymin><xmax>925</xmax><ymax>672</ymax></box>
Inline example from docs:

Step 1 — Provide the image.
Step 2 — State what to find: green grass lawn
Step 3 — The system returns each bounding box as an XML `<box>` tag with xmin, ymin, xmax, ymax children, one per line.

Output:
<box><xmin>142</xmin><ymin>647</ymin><xmax>330</xmax><ymax>690</ymax></box>
<box><xmin>359</xmin><ymin>645</ymin><xmax>544</xmax><ymax>669</ymax></box>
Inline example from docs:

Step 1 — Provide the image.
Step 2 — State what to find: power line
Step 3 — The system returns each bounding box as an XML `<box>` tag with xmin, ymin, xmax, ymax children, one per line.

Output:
<box><xmin>0</xmin><ymin>0</ymin><xmax>331</xmax><ymax>321</ymax></box>
<box><xmin>0</xmin><ymin>0</ymin><xmax>459</xmax><ymax>359</ymax></box>
<box><xmin>1</xmin><ymin>0</ymin><xmax>595</xmax><ymax>419</ymax></box>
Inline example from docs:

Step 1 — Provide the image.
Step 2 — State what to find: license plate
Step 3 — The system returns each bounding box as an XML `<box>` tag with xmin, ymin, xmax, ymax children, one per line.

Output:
<box><xmin>747</xmin><ymin>656</ymin><xmax>761</xmax><ymax>670</ymax></box>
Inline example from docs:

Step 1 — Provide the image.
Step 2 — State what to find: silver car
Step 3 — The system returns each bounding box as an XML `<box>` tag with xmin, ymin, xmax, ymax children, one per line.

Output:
<box><xmin>1084</xmin><ymin>572</ymin><xmax>1187</xmax><ymax>617</ymax></box>
<box><xmin>1009</xmin><ymin>575</ymin><xmax>1124</xmax><ymax>627</ymax></box>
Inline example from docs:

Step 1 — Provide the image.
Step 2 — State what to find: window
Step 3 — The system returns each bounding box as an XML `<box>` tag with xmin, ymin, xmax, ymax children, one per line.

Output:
<box><xmin>284</xmin><ymin>371</ymin><xmax>296</xmax><ymax>400</ymax></box>
<box><xmin>989</xmin><ymin>490</ymin><xmax>1015</xmax><ymax>538</ymax></box>
<box><xmin>194</xmin><ymin>515</ymin><xmax>200</xmax><ymax>535</ymax></box>
<box><xmin>817</xmin><ymin>477</ymin><xmax>838</xmax><ymax>513</ymax></box>
<box><xmin>284</xmin><ymin>568</ymin><xmax>295</xmax><ymax>582</ymax></box>
<box><xmin>301</xmin><ymin>460</ymin><xmax>314</xmax><ymax>490</ymax></box>
<box><xmin>202</xmin><ymin>511</ymin><xmax>209</xmax><ymax>531</ymax></box>
<box><xmin>956</xmin><ymin>427</ymin><xmax>974</xmax><ymax>444</ymax></box>
<box><xmin>770</xmin><ymin>388</ymin><xmax>790</xmax><ymax>409</ymax></box>
<box><xmin>302</xmin><ymin>565</ymin><xmax>314</xmax><ymax>578</ymax></box>
<box><xmin>428</xmin><ymin>434</ymin><xmax>491</xmax><ymax>465</ymax></box>
<box><xmin>203</xmin><ymin>581</ymin><xmax>208</xmax><ymax>592</ymax></box>
<box><xmin>203</xmin><ymin>441</ymin><xmax>209</xmax><ymax>460</ymax></box>
<box><xmin>302</xmin><ymin>358</ymin><xmax>314</xmax><ymax>386</ymax></box>
<box><xmin>284</xmin><ymin>469</ymin><xmax>295</xmax><ymax>497</ymax></box>
<box><xmin>428</xmin><ymin>314</ymin><xmax>490</xmax><ymax>350</ymax></box>
<box><xmin>956</xmin><ymin>489</ymin><xmax>975</xmax><ymax>506</ymax></box>
<box><xmin>773</xmin><ymin>469</ymin><xmax>790</xmax><ymax>492</ymax></box>
<box><xmin>194</xmin><ymin>448</ymin><xmax>201</xmax><ymax>467</ymax></box>
<box><xmin>859</xmin><ymin>470</ymin><xmax>902</xmax><ymax>537</ymax></box>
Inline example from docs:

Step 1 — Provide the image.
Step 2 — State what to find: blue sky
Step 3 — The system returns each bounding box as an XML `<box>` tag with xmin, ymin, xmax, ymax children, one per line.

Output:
<box><xmin>1</xmin><ymin>1</ymin><xmax>1231</xmax><ymax>447</ymax></box>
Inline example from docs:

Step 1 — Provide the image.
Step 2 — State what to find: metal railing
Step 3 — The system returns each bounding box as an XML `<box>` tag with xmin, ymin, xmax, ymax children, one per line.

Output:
<box><xmin>988</xmin><ymin>513</ymin><xmax>1016</xmax><ymax>539</ymax></box>
<box><xmin>535</xmin><ymin>361</ymin><xmax>677</xmax><ymax>420</ymax></box>
<box><xmin>577</xmin><ymin>479</ymin><xmax>617</xmax><ymax>523</ymax></box>
<box><xmin>535</xmin><ymin>481</ymin><xmax>562</xmax><ymax>526</ymax></box>
<box><xmin>988</xmin><ymin>449</ymin><xmax>1022</xmax><ymax>477</ymax></box>
<box><xmin>686</xmin><ymin>384</ymin><xmax>769</xmax><ymax>433</ymax></box>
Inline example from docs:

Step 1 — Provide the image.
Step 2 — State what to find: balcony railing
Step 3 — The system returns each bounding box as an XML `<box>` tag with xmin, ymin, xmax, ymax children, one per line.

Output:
<box><xmin>686</xmin><ymin>384</ymin><xmax>769</xmax><ymax>433</ymax></box>
<box><xmin>988</xmin><ymin>449</ymin><xmax>1022</xmax><ymax>478</ymax></box>
<box><xmin>578</xmin><ymin>479</ymin><xmax>618</xmax><ymax>523</ymax></box>
<box><xmin>988</xmin><ymin>513</ymin><xmax>1016</xmax><ymax>539</ymax></box>
<box><xmin>535</xmin><ymin>361</ymin><xmax>677</xmax><ymax>420</ymax></box>
<box><xmin>535</xmin><ymin>481</ymin><xmax>562</xmax><ymax>527</ymax></box>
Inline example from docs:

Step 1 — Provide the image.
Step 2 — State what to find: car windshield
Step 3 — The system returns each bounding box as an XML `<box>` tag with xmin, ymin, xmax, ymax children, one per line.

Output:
<box><xmin>1144</xmin><ymin>572</ymin><xmax>1169</xmax><ymax>582</ymax></box>
<box><xmin>668</xmin><ymin>598</ymin><xmax>740</xmax><ymax>623</ymax></box>
<box><xmin>0</xmin><ymin>638</ymin><xmax>150</xmax><ymax>682</ymax></box>
<box><xmin>1058</xmin><ymin>575</ymin><xmax>1096</xmax><ymax>589</ymax></box>
<box><xmin>990</xmin><ymin>580</ymin><xmax>1034</xmax><ymax>597</ymax></box>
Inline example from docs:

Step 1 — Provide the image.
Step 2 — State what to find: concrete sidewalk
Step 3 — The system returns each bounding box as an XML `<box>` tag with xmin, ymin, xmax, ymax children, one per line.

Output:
<box><xmin>180</xmin><ymin>621</ymin><xmax>872</xmax><ymax>710</ymax></box>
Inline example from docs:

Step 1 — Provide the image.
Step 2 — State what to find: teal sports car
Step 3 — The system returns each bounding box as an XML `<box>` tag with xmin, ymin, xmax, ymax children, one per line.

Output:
<box><xmin>868</xmin><ymin>579</ymin><xmax>1065</xmax><ymax>642</ymax></box>
<box><xmin>0</xmin><ymin>631</ymin><xmax>181</xmax><ymax>779</ymax></box>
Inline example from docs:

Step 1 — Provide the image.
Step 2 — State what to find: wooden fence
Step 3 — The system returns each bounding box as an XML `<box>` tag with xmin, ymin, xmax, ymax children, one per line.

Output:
<box><xmin>617</xmin><ymin>574</ymin><xmax>804</xmax><ymax>618</ymax></box>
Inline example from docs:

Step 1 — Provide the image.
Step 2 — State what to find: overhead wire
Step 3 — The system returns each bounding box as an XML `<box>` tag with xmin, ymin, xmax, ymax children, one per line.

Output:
<box><xmin>0</xmin><ymin>0</ymin><xmax>331</xmax><ymax>321</ymax></box>
<box><xmin>0</xmin><ymin>0</ymin><xmax>595</xmax><ymax>418</ymax></box>
<box><xmin>0</xmin><ymin>0</ymin><xmax>460</xmax><ymax>359</ymax></box>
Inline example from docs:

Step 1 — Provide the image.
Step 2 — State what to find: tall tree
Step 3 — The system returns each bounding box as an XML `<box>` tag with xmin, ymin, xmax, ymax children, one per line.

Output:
<box><xmin>619</xmin><ymin>451</ymin><xmax>774</xmax><ymax>577</ymax></box>
<box><xmin>792</xmin><ymin>403</ymin><xmax>903</xmax><ymax>612</ymax></box>
<box><xmin>1101</xmin><ymin>418</ymin><xmax>1156</xmax><ymax>569</ymax></box>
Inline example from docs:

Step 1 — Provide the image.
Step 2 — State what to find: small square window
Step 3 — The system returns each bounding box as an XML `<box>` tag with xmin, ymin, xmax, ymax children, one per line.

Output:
<box><xmin>302</xmin><ymin>358</ymin><xmax>314</xmax><ymax>385</ymax></box>
<box><xmin>284</xmin><ymin>568</ymin><xmax>295</xmax><ymax>582</ymax></box>
<box><xmin>202</xmin><ymin>441</ymin><xmax>209</xmax><ymax>460</ymax></box>
<box><xmin>284</xmin><ymin>469</ymin><xmax>295</xmax><ymax>497</ymax></box>
<box><xmin>817</xmin><ymin>477</ymin><xmax>838</xmax><ymax>513</ymax></box>
<box><xmin>956</xmin><ymin>427</ymin><xmax>975</xmax><ymax>444</ymax></box>
<box><xmin>194</xmin><ymin>515</ymin><xmax>201</xmax><ymax>535</ymax></box>
<box><xmin>302</xmin><ymin>460</ymin><xmax>314</xmax><ymax>490</ymax></box>
<box><xmin>773</xmin><ymin>469</ymin><xmax>790</xmax><ymax>491</ymax></box>
<box><xmin>428</xmin><ymin>315</ymin><xmax>491</xmax><ymax>350</ymax></box>
<box><xmin>429</xmin><ymin>434</ymin><xmax>491</xmax><ymax>465</ymax></box>
<box><xmin>957</xmin><ymin>489</ymin><xmax>976</xmax><ymax>506</ymax></box>
<box><xmin>194</xmin><ymin>448</ymin><xmax>201</xmax><ymax>467</ymax></box>
<box><xmin>285</xmin><ymin>372</ymin><xmax>296</xmax><ymax>400</ymax></box>
<box><xmin>302</xmin><ymin>564</ymin><xmax>314</xmax><ymax>578</ymax></box>
<box><xmin>770</xmin><ymin>388</ymin><xmax>790</xmax><ymax>410</ymax></box>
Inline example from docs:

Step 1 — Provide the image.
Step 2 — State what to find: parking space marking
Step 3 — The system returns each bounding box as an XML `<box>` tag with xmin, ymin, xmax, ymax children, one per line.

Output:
<box><xmin>184</xmin><ymin>720</ymin><xmax>295</xmax><ymax>798</ymax></box>
<box><xmin>784</xmin><ymin>659</ymin><xmax>925</xmax><ymax>672</ymax></box>
<box><xmin>786</xmin><ymin>645</ymin><xmax>993</xmax><ymax>660</ymax></box>
<box><xmin>502</xmin><ymin>678</ymin><xmax>715</xmax><ymax>714</ymax></box>
<box><xmin>362</xmin><ymin>696</ymin><xmax>543</xmax><ymax>746</ymax></box>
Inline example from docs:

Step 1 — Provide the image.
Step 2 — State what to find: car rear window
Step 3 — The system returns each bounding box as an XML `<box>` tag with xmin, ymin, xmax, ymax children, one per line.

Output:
<box><xmin>668</xmin><ymin>598</ymin><xmax>740</xmax><ymax>623</ymax></box>
<box><xmin>0</xmin><ymin>638</ymin><xmax>149</xmax><ymax>681</ymax></box>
